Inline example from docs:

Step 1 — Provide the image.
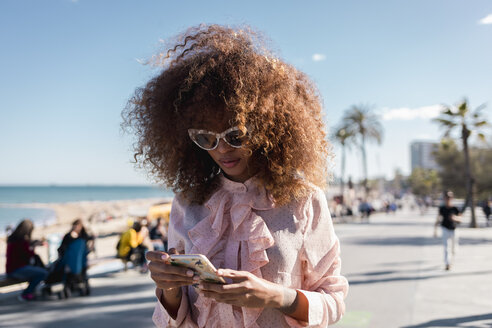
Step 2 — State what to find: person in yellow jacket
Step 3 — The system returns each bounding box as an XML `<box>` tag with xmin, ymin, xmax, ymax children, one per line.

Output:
<box><xmin>118</xmin><ymin>221</ymin><xmax>148</xmax><ymax>271</ymax></box>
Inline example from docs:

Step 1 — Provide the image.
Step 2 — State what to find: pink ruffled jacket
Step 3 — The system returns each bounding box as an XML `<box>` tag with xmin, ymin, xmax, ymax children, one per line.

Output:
<box><xmin>153</xmin><ymin>176</ymin><xmax>348</xmax><ymax>327</ymax></box>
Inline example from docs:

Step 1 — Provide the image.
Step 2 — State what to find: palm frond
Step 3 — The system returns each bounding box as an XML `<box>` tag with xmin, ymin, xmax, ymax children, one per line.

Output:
<box><xmin>332</xmin><ymin>125</ymin><xmax>356</xmax><ymax>149</ymax></box>
<box><xmin>342</xmin><ymin>104</ymin><xmax>384</xmax><ymax>145</ymax></box>
<box><xmin>457</xmin><ymin>100</ymin><xmax>469</xmax><ymax>117</ymax></box>
<box><xmin>433</xmin><ymin>118</ymin><xmax>457</xmax><ymax>128</ymax></box>
<box><xmin>474</xmin><ymin>120</ymin><xmax>489</xmax><ymax>127</ymax></box>
<box><xmin>441</xmin><ymin>108</ymin><xmax>456</xmax><ymax>116</ymax></box>
<box><xmin>472</xmin><ymin>103</ymin><xmax>487</xmax><ymax>116</ymax></box>
<box><xmin>477</xmin><ymin>133</ymin><xmax>486</xmax><ymax>142</ymax></box>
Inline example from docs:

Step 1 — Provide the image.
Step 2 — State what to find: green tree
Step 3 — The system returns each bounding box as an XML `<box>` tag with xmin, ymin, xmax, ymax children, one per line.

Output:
<box><xmin>391</xmin><ymin>168</ymin><xmax>409</xmax><ymax>194</ymax></box>
<box><xmin>433</xmin><ymin>139</ymin><xmax>466</xmax><ymax>196</ymax></box>
<box><xmin>332</xmin><ymin>125</ymin><xmax>355</xmax><ymax>197</ymax></box>
<box><xmin>474</xmin><ymin>146</ymin><xmax>492</xmax><ymax>201</ymax></box>
<box><xmin>342</xmin><ymin>105</ymin><xmax>384</xmax><ymax>194</ymax></box>
<box><xmin>434</xmin><ymin>140</ymin><xmax>492</xmax><ymax>204</ymax></box>
<box><xmin>407</xmin><ymin>168</ymin><xmax>441</xmax><ymax>198</ymax></box>
<box><xmin>433</xmin><ymin>99</ymin><xmax>489</xmax><ymax>227</ymax></box>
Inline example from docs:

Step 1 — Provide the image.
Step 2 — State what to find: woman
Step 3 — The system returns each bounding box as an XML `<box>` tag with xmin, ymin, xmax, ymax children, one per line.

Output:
<box><xmin>123</xmin><ymin>24</ymin><xmax>348</xmax><ymax>327</ymax></box>
<box><xmin>6</xmin><ymin>219</ymin><xmax>48</xmax><ymax>301</ymax></box>
<box><xmin>58</xmin><ymin>218</ymin><xmax>94</xmax><ymax>259</ymax></box>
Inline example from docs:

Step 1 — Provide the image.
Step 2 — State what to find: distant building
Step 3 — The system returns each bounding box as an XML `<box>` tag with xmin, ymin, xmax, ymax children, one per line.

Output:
<box><xmin>410</xmin><ymin>141</ymin><xmax>439</xmax><ymax>171</ymax></box>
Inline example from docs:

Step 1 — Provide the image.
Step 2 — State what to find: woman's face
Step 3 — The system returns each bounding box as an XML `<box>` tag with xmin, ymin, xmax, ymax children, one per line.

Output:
<box><xmin>193</xmin><ymin>109</ymin><xmax>254</xmax><ymax>183</ymax></box>
<box><xmin>207</xmin><ymin>133</ymin><xmax>253</xmax><ymax>183</ymax></box>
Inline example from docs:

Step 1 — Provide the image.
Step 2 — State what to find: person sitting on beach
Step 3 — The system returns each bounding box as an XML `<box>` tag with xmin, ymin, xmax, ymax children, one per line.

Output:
<box><xmin>45</xmin><ymin>219</ymin><xmax>94</xmax><ymax>283</ymax></box>
<box><xmin>150</xmin><ymin>217</ymin><xmax>168</xmax><ymax>252</ymax></box>
<box><xmin>123</xmin><ymin>24</ymin><xmax>348</xmax><ymax>327</ymax></box>
<box><xmin>117</xmin><ymin>221</ymin><xmax>148</xmax><ymax>272</ymax></box>
<box><xmin>6</xmin><ymin>219</ymin><xmax>49</xmax><ymax>301</ymax></box>
<box><xmin>58</xmin><ymin>219</ymin><xmax>94</xmax><ymax>259</ymax></box>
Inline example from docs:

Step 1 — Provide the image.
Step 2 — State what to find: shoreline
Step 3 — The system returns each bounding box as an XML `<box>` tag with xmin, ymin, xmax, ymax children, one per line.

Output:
<box><xmin>0</xmin><ymin>197</ymin><xmax>173</xmax><ymax>275</ymax></box>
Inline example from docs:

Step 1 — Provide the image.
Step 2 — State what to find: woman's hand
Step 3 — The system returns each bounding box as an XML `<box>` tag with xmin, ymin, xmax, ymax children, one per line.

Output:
<box><xmin>146</xmin><ymin>248</ymin><xmax>198</xmax><ymax>292</ymax></box>
<box><xmin>146</xmin><ymin>248</ymin><xmax>199</xmax><ymax>319</ymax></box>
<box><xmin>198</xmin><ymin>269</ymin><xmax>293</xmax><ymax>309</ymax></box>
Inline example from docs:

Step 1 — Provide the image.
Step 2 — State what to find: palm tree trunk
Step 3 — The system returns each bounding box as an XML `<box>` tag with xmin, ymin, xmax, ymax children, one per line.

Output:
<box><xmin>361</xmin><ymin>135</ymin><xmax>368</xmax><ymax>197</ymax></box>
<box><xmin>341</xmin><ymin>146</ymin><xmax>346</xmax><ymax>200</ymax></box>
<box><xmin>462</xmin><ymin>125</ymin><xmax>477</xmax><ymax>228</ymax></box>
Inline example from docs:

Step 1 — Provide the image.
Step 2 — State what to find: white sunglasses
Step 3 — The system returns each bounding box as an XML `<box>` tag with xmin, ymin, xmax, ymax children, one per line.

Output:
<box><xmin>188</xmin><ymin>126</ymin><xmax>248</xmax><ymax>150</ymax></box>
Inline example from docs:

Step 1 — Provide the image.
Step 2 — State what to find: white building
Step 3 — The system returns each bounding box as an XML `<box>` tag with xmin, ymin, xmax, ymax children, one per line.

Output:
<box><xmin>410</xmin><ymin>141</ymin><xmax>439</xmax><ymax>171</ymax></box>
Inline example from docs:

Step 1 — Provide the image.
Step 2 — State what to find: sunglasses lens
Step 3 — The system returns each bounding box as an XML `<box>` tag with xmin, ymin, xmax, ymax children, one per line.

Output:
<box><xmin>194</xmin><ymin>133</ymin><xmax>217</xmax><ymax>149</ymax></box>
<box><xmin>225</xmin><ymin>130</ymin><xmax>245</xmax><ymax>147</ymax></box>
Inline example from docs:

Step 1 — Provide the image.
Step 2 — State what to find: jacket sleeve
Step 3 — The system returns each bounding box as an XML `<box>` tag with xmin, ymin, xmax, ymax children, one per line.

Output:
<box><xmin>152</xmin><ymin>194</ymin><xmax>196</xmax><ymax>328</ymax></box>
<box><xmin>152</xmin><ymin>287</ymin><xmax>197</xmax><ymax>328</ymax></box>
<box><xmin>285</xmin><ymin>188</ymin><xmax>349</xmax><ymax>327</ymax></box>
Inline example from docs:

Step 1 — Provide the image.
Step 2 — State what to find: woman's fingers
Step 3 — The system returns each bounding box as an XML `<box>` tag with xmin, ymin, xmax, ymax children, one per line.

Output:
<box><xmin>148</xmin><ymin>261</ymin><xmax>194</xmax><ymax>276</ymax></box>
<box><xmin>149</xmin><ymin>267</ymin><xmax>196</xmax><ymax>289</ymax></box>
<box><xmin>146</xmin><ymin>250</ymin><xmax>192</xmax><ymax>276</ymax></box>
<box><xmin>199</xmin><ymin>281</ymin><xmax>248</xmax><ymax>295</ymax></box>
<box><xmin>167</xmin><ymin>247</ymin><xmax>178</xmax><ymax>255</ymax></box>
<box><xmin>217</xmin><ymin>269</ymin><xmax>250</xmax><ymax>282</ymax></box>
<box><xmin>199</xmin><ymin>269</ymin><xmax>252</xmax><ymax>295</ymax></box>
<box><xmin>197</xmin><ymin>269</ymin><xmax>281</xmax><ymax>308</ymax></box>
<box><xmin>146</xmin><ymin>249</ymin><xmax>198</xmax><ymax>288</ymax></box>
<box><xmin>145</xmin><ymin>248</ymin><xmax>178</xmax><ymax>262</ymax></box>
<box><xmin>142</xmin><ymin>249</ymin><xmax>194</xmax><ymax>291</ymax></box>
<box><xmin>199</xmin><ymin>284</ymin><xmax>252</xmax><ymax>305</ymax></box>
<box><xmin>145</xmin><ymin>250</ymin><xmax>168</xmax><ymax>262</ymax></box>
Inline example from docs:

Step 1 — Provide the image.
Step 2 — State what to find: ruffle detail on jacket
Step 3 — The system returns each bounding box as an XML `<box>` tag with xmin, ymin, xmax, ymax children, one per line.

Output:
<box><xmin>187</xmin><ymin>175</ymin><xmax>275</xmax><ymax>328</ymax></box>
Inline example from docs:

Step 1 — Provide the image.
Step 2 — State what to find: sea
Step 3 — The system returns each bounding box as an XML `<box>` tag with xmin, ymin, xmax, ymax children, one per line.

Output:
<box><xmin>0</xmin><ymin>186</ymin><xmax>174</xmax><ymax>235</ymax></box>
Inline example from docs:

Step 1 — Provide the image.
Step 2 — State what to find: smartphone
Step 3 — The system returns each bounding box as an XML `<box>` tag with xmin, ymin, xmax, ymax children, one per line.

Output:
<box><xmin>169</xmin><ymin>254</ymin><xmax>226</xmax><ymax>284</ymax></box>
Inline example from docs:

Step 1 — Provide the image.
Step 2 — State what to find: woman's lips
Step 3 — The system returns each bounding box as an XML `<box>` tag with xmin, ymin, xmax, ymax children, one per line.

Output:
<box><xmin>220</xmin><ymin>158</ymin><xmax>240</xmax><ymax>168</ymax></box>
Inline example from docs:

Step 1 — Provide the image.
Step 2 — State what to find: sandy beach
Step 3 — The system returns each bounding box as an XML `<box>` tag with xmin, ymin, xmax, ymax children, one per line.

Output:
<box><xmin>0</xmin><ymin>197</ymin><xmax>172</xmax><ymax>275</ymax></box>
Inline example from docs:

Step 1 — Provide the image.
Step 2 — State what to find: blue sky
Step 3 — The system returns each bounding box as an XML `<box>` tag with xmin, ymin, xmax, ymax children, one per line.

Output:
<box><xmin>0</xmin><ymin>0</ymin><xmax>491</xmax><ymax>185</ymax></box>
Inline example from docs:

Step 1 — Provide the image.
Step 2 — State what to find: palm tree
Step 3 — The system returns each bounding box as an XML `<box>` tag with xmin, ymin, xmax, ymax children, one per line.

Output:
<box><xmin>433</xmin><ymin>99</ymin><xmax>489</xmax><ymax>228</ymax></box>
<box><xmin>332</xmin><ymin>125</ymin><xmax>355</xmax><ymax>197</ymax></box>
<box><xmin>342</xmin><ymin>105</ymin><xmax>383</xmax><ymax>194</ymax></box>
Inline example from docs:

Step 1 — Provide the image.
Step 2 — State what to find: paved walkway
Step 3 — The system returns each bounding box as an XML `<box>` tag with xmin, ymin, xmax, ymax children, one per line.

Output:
<box><xmin>333</xmin><ymin>208</ymin><xmax>492</xmax><ymax>328</ymax></box>
<box><xmin>0</xmin><ymin>208</ymin><xmax>491</xmax><ymax>327</ymax></box>
<box><xmin>0</xmin><ymin>268</ymin><xmax>156</xmax><ymax>328</ymax></box>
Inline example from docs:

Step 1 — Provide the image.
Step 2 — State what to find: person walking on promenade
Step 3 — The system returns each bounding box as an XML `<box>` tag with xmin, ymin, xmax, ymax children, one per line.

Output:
<box><xmin>123</xmin><ymin>24</ymin><xmax>348</xmax><ymax>327</ymax></box>
<box><xmin>5</xmin><ymin>219</ymin><xmax>49</xmax><ymax>301</ymax></box>
<box><xmin>434</xmin><ymin>191</ymin><xmax>462</xmax><ymax>270</ymax></box>
<box><xmin>482</xmin><ymin>199</ymin><xmax>491</xmax><ymax>227</ymax></box>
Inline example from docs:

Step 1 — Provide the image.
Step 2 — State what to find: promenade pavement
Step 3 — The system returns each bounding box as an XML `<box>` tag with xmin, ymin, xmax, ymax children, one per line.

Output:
<box><xmin>1</xmin><ymin>207</ymin><xmax>491</xmax><ymax>328</ymax></box>
<box><xmin>0</xmin><ymin>268</ymin><xmax>156</xmax><ymax>328</ymax></box>
<box><xmin>333</xmin><ymin>207</ymin><xmax>492</xmax><ymax>328</ymax></box>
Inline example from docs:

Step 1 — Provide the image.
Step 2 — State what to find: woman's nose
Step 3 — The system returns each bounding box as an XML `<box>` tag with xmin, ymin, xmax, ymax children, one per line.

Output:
<box><xmin>216</xmin><ymin>138</ymin><xmax>233</xmax><ymax>153</ymax></box>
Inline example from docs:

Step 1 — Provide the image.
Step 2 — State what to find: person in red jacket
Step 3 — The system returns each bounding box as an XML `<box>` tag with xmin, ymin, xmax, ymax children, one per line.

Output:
<box><xmin>6</xmin><ymin>219</ymin><xmax>48</xmax><ymax>301</ymax></box>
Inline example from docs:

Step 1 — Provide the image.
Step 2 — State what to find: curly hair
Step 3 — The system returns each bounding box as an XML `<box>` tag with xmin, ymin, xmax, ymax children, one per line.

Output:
<box><xmin>122</xmin><ymin>24</ymin><xmax>331</xmax><ymax>205</ymax></box>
